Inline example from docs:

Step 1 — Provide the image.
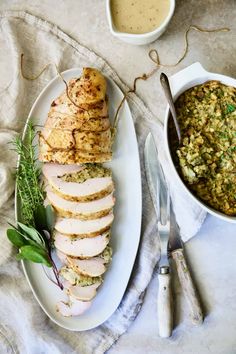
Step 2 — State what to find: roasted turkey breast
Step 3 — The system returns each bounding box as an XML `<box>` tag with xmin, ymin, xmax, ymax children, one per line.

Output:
<box><xmin>39</xmin><ymin>68</ymin><xmax>112</xmax><ymax>164</ymax></box>
<box><xmin>41</xmin><ymin>68</ymin><xmax>115</xmax><ymax>316</ymax></box>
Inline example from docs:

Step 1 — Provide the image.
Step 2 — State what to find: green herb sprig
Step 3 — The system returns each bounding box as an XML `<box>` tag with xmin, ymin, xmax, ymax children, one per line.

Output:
<box><xmin>12</xmin><ymin>121</ymin><xmax>44</xmax><ymax>226</ymax></box>
<box><xmin>7</xmin><ymin>122</ymin><xmax>63</xmax><ymax>289</ymax></box>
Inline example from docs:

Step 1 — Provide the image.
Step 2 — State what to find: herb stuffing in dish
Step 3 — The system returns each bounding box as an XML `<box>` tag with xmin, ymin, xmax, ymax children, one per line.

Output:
<box><xmin>176</xmin><ymin>81</ymin><xmax>236</xmax><ymax>215</ymax></box>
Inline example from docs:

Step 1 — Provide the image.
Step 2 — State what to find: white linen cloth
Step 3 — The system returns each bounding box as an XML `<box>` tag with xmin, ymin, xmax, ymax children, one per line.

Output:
<box><xmin>0</xmin><ymin>11</ymin><xmax>206</xmax><ymax>354</ymax></box>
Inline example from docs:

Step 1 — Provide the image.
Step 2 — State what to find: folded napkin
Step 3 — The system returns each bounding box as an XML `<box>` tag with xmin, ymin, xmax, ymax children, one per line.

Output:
<box><xmin>0</xmin><ymin>11</ymin><xmax>206</xmax><ymax>354</ymax></box>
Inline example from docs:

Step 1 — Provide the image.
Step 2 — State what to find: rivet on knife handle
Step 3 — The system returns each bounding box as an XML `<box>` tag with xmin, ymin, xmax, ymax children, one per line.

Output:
<box><xmin>172</xmin><ymin>249</ymin><xmax>204</xmax><ymax>324</ymax></box>
<box><xmin>157</xmin><ymin>266</ymin><xmax>173</xmax><ymax>338</ymax></box>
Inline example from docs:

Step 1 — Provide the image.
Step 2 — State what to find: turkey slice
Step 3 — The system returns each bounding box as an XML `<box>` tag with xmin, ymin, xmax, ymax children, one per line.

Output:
<box><xmin>41</xmin><ymin>129</ymin><xmax>74</xmax><ymax>149</ymax></box>
<box><xmin>56</xmin><ymin>297</ymin><xmax>91</xmax><ymax>317</ymax></box>
<box><xmin>55</xmin><ymin>213</ymin><xmax>114</xmax><ymax>237</ymax></box>
<box><xmin>54</xmin><ymin>232</ymin><xmax>109</xmax><ymax>257</ymax></box>
<box><xmin>50</xmin><ymin>93</ymin><xmax>109</xmax><ymax>121</ymax></box>
<box><xmin>42</xmin><ymin>163</ymin><xmax>83</xmax><ymax>180</ymax></box>
<box><xmin>45</xmin><ymin>111</ymin><xmax>110</xmax><ymax>131</ymax></box>
<box><xmin>67</xmin><ymin>282</ymin><xmax>101</xmax><ymax>302</ymax></box>
<box><xmin>67</xmin><ymin>257</ymin><xmax>107</xmax><ymax>277</ymax></box>
<box><xmin>56</xmin><ymin>249</ymin><xmax>68</xmax><ymax>264</ymax></box>
<box><xmin>46</xmin><ymin>187</ymin><xmax>114</xmax><ymax>219</ymax></box>
<box><xmin>56</xmin><ymin>250</ymin><xmax>107</xmax><ymax>277</ymax></box>
<box><xmin>41</xmin><ymin>127</ymin><xmax>111</xmax><ymax>152</ymax></box>
<box><xmin>48</xmin><ymin>176</ymin><xmax>114</xmax><ymax>202</ymax></box>
<box><xmin>72</xmin><ymin>150</ymin><xmax>112</xmax><ymax>163</ymax></box>
<box><xmin>39</xmin><ymin>136</ymin><xmax>112</xmax><ymax>164</ymax></box>
<box><xmin>73</xmin><ymin>129</ymin><xmax>112</xmax><ymax>153</ymax></box>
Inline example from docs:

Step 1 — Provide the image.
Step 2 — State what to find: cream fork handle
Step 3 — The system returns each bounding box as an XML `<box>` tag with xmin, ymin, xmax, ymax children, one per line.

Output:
<box><xmin>172</xmin><ymin>248</ymin><xmax>203</xmax><ymax>325</ymax></box>
<box><xmin>157</xmin><ymin>266</ymin><xmax>173</xmax><ymax>338</ymax></box>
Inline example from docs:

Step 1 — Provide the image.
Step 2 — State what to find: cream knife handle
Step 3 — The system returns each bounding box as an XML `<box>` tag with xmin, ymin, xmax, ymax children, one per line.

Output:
<box><xmin>172</xmin><ymin>248</ymin><xmax>203</xmax><ymax>325</ymax></box>
<box><xmin>157</xmin><ymin>267</ymin><xmax>173</xmax><ymax>338</ymax></box>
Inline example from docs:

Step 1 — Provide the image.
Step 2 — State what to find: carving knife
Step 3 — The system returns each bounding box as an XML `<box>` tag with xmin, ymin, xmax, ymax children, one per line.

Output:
<box><xmin>169</xmin><ymin>208</ymin><xmax>204</xmax><ymax>324</ymax></box>
<box><xmin>144</xmin><ymin>132</ymin><xmax>173</xmax><ymax>338</ymax></box>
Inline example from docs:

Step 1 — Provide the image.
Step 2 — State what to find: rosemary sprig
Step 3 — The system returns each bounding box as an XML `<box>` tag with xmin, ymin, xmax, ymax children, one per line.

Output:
<box><xmin>12</xmin><ymin>121</ymin><xmax>44</xmax><ymax>226</ymax></box>
<box><xmin>7</xmin><ymin>122</ymin><xmax>63</xmax><ymax>290</ymax></box>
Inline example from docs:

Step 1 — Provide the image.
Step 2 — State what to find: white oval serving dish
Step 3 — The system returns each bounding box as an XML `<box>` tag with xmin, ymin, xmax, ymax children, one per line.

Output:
<box><xmin>15</xmin><ymin>68</ymin><xmax>142</xmax><ymax>330</ymax></box>
<box><xmin>164</xmin><ymin>62</ymin><xmax>236</xmax><ymax>223</ymax></box>
<box><xmin>106</xmin><ymin>0</ymin><xmax>175</xmax><ymax>45</ymax></box>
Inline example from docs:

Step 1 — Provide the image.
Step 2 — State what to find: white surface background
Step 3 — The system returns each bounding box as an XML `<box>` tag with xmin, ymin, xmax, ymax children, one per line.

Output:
<box><xmin>0</xmin><ymin>1</ymin><xmax>236</xmax><ymax>353</ymax></box>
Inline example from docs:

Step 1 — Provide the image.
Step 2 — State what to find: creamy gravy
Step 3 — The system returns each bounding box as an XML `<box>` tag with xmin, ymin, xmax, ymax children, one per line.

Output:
<box><xmin>111</xmin><ymin>0</ymin><xmax>170</xmax><ymax>34</ymax></box>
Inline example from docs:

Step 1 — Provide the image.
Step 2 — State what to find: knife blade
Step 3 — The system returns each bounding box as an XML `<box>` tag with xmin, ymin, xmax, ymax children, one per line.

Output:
<box><xmin>144</xmin><ymin>133</ymin><xmax>168</xmax><ymax>224</ymax></box>
<box><xmin>169</xmin><ymin>207</ymin><xmax>204</xmax><ymax>324</ymax></box>
<box><xmin>144</xmin><ymin>132</ymin><xmax>173</xmax><ymax>338</ymax></box>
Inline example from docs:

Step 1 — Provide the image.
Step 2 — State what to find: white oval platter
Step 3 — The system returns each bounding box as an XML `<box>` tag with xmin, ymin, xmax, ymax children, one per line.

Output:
<box><xmin>15</xmin><ymin>68</ymin><xmax>142</xmax><ymax>331</ymax></box>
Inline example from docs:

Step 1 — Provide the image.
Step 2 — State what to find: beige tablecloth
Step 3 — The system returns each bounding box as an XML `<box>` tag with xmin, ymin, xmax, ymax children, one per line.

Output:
<box><xmin>0</xmin><ymin>11</ymin><xmax>205</xmax><ymax>354</ymax></box>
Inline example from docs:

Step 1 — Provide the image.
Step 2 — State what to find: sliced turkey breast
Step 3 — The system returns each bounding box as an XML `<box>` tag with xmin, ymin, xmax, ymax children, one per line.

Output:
<box><xmin>54</xmin><ymin>231</ymin><xmax>110</xmax><ymax>257</ymax></box>
<box><xmin>46</xmin><ymin>187</ymin><xmax>114</xmax><ymax>220</ymax></box>
<box><xmin>56</xmin><ymin>297</ymin><xmax>91</xmax><ymax>317</ymax></box>
<box><xmin>39</xmin><ymin>140</ymin><xmax>112</xmax><ymax>164</ymax></box>
<box><xmin>67</xmin><ymin>257</ymin><xmax>107</xmax><ymax>277</ymax></box>
<box><xmin>73</xmin><ymin>129</ymin><xmax>112</xmax><ymax>153</ymax></box>
<box><xmin>41</xmin><ymin>127</ymin><xmax>111</xmax><ymax>152</ymax></box>
<box><xmin>39</xmin><ymin>68</ymin><xmax>112</xmax><ymax>164</ymax></box>
<box><xmin>42</xmin><ymin>163</ymin><xmax>83</xmax><ymax>180</ymax></box>
<box><xmin>68</xmin><ymin>68</ymin><xmax>107</xmax><ymax>106</ymax></box>
<box><xmin>43</xmin><ymin>115</ymin><xmax>110</xmax><ymax>132</ymax></box>
<box><xmin>41</xmin><ymin>129</ymin><xmax>75</xmax><ymax>150</ymax></box>
<box><xmin>48</xmin><ymin>176</ymin><xmax>114</xmax><ymax>202</ymax></box>
<box><xmin>59</xmin><ymin>267</ymin><xmax>102</xmax><ymax>300</ymax></box>
<box><xmin>56</xmin><ymin>249</ymin><xmax>68</xmax><ymax>264</ymax></box>
<box><xmin>56</xmin><ymin>249</ymin><xmax>110</xmax><ymax>277</ymax></box>
<box><xmin>67</xmin><ymin>282</ymin><xmax>101</xmax><ymax>302</ymax></box>
<box><xmin>72</xmin><ymin>150</ymin><xmax>112</xmax><ymax>163</ymax></box>
<box><xmin>50</xmin><ymin>93</ymin><xmax>109</xmax><ymax>121</ymax></box>
<box><xmin>59</xmin><ymin>266</ymin><xmax>102</xmax><ymax>285</ymax></box>
<box><xmin>55</xmin><ymin>213</ymin><xmax>114</xmax><ymax>237</ymax></box>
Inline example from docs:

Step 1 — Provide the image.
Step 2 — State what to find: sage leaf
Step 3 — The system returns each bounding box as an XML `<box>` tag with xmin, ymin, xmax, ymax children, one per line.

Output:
<box><xmin>45</xmin><ymin>204</ymin><xmax>55</xmax><ymax>233</ymax></box>
<box><xmin>7</xmin><ymin>229</ymin><xmax>27</xmax><ymax>248</ymax></box>
<box><xmin>7</xmin><ymin>224</ymin><xmax>43</xmax><ymax>248</ymax></box>
<box><xmin>18</xmin><ymin>222</ymin><xmax>45</xmax><ymax>247</ymax></box>
<box><xmin>34</xmin><ymin>204</ymin><xmax>47</xmax><ymax>231</ymax></box>
<box><xmin>17</xmin><ymin>245</ymin><xmax>52</xmax><ymax>267</ymax></box>
<box><xmin>34</xmin><ymin>204</ymin><xmax>55</xmax><ymax>234</ymax></box>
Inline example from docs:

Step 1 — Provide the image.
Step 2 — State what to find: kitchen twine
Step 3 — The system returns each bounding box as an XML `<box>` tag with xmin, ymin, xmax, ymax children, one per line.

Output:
<box><xmin>20</xmin><ymin>25</ymin><xmax>230</xmax><ymax>139</ymax></box>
